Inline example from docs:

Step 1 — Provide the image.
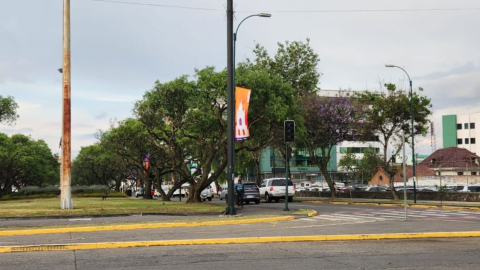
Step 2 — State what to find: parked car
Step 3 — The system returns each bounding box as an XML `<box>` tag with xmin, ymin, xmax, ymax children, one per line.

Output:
<box><xmin>242</xmin><ymin>182</ymin><xmax>260</xmax><ymax>204</ymax></box>
<box><xmin>259</xmin><ymin>178</ymin><xmax>295</xmax><ymax>203</ymax></box>
<box><xmin>339</xmin><ymin>186</ymin><xmax>354</xmax><ymax>193</ymax></box>
<box><xmin>365</xmin><ymin>186</ymin><xmax>388</xmax><ymax>192</ymax></box>
<box><xmin>219</xmin><ymin>187</ymin><xmax>228</xmax><ymax>200</ymax></box>
<box><xmin>468</xmin><ymin>186</ymin><xmax>480</xmax><ymax>192</ymax></box>
<box><xmin>200</xmin><ymin>185</ymin><xmax>213</xmax><ymax>201</ymax></box>
<box><xmin>135</xmin><ymin>188</ymin><xmax>145</xmax><ymax>198</ymax></box>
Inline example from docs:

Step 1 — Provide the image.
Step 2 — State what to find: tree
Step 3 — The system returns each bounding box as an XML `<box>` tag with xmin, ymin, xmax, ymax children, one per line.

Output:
<box><xmin>338</xmin><ymin>148</ymin><xmax>384</xmax><ymax>184</ymax></box>
<box><xmin>297</xmin><ymin>93</ymin><xmax>364</xmax><ymax>197</ymax></box>
<box><xmin>0</xmin><ymin>133</ymin><xmax>59</xmax><ymax>197</ymax></box>
<box><xmin>71</xmin><ymin>144</ymin><xmax>123</xmax><ymax>189</ymax></box>
<box><xmin>354</xmin><ymin>84</ymin><xmax>432</xmax><ymax>199</ymax></box>
<box><xmin>99</xmin><ymin>118</ymin><xmax>172</xmax><ymax>199</ymax></box>
<box><xmin>248</xmin><ymin>39</ymin><xmax>321</xmax><ymax>96</ymax></box>
<box><xmin>0</xmin><ymin>95</ymin><xmax>19</xmax><ymax>125</ymax></box>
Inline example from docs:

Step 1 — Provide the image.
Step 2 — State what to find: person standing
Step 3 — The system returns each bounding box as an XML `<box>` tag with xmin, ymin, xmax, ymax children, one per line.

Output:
<box><xmin>234</xmin><ymin>179</ymin><xmax>245</xmax><ymax>209</ymax></box>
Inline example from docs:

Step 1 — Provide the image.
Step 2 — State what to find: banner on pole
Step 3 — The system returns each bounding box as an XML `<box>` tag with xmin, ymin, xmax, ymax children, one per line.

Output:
<box><xmin>235</xmin><ymin>87</ymin><xmax>251</xmax><ymax>141</ymax></box>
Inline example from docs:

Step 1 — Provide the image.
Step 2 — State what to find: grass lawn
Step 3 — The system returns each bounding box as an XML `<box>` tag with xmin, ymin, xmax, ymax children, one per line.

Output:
<box><xmin>0</xmin><ymin>197</ymin><xmax>225</xmax><ymax>218</ymax></box>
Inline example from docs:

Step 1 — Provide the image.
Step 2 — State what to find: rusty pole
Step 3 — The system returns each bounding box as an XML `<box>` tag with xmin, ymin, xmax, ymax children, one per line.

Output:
<box><xmin>61</xmin><ymin>0</ymin><xmax>73</xmax><ymax>209</ymax></box>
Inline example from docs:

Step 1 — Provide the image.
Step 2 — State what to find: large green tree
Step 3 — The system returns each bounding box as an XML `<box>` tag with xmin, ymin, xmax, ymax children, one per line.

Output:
<box><xmin>71</xmin><ymin>144</ymin><xmax>124</xmax><ymax>190</ymax></box>
<box><xmin>248</xmin><ymin>39</ymin><xmax>321</xmax><ymax>96</ymax></box>
<box><xmin>100</xmin><ymin>118</ymin><xmax>173</xmax><ymax>200</ymax></box>
<box><xmin>0</xmin><ymin>133</ymin><xmax>59</xmax><ymax>197</ymax></box>
<box><xmin>354</xmin><ymin>84</ymin><xmax>432</xmax><ymax>199</ymax></box>
<box><xmin>0</xmin><ymin>95</ymin><xmax>19</xmax><ymax>125</ymax></box>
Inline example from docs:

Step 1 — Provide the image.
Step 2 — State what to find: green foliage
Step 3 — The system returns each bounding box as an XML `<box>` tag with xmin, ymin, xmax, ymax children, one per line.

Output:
<box><xmin>354</xmin><ymin>87</ymin><xmax>431</xmax><ymax>161</ymax></box>
<box><xmin>0</xmin><ymin>95</ymin><xmax>19</xmax><ymax>125</ymax></box>
<box><xmin>75</xmin><ymin>192</ymin><xmax>127</xmax><ymax>198</ymax></box>
<box><xmin>0</xmin><ymin>133</ymin><xmax>59</xmax><ymax>197</ymax></box>
<box><xmin>354</xmin><ymin>84</ymin><xmax>432</xmax><ymax>197</ymax></box>
<box><xmin>339</xmin><ymin>148</ymin><xmax>384</xmax><ymax>184</ymax></box>
<box><xmin>72</xmin><ymin>185</ymin><xmax>109</xmax><ymax>194</ymax></box>
<box><xmin>249</xmin><ymin>39</ymin><xmax>321</xmax><ymax>95</ymax></box>
<box><xmin>71</xmin><ymin>144</ymin><xmax>124</xmax><ymax>187</ymax></box>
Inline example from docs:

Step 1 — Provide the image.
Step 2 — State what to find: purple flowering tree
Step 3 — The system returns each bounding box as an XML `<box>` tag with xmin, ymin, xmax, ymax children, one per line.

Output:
<box><xmin>299</xmin><ymin>93</ymin><xmax>363</xmax><ymax>197</ymax></box>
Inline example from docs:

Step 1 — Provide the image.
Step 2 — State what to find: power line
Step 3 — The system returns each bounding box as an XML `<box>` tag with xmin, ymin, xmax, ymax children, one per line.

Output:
<box><xmin>90</xmin><ymin>0</ymin><xmax>219</xmax><ymax>11</ymax></box>
<box><xmin>238</xmin><ymin>8</ymin><xmax>480</xmax><ymax>13</ymax></box>
<box><xmin>89</xmin><ymin>1</ymin><xmax>480</xmax><ymax>13</ymax></box>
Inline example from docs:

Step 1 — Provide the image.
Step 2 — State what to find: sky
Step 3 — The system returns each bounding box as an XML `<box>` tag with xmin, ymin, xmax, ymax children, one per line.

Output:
<box><xmin>1</xmin><ymin>0</ymin><xmax>480</xmax><ymax>159</ymax></box>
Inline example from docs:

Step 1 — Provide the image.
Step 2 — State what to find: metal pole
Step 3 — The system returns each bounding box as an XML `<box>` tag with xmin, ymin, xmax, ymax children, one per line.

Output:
<box><xmin>386</xmin><ymin>65</ymin><xmax>416</xmax><ymax>203</ymax></box>
<box><xmin>61</xmin><ymin>0</ymin><xmax>73</xmax><ymax>209</ymax></box>
<box><xmin>284</xmin><ymin>145</ymin><xmax>290</xmax><ymax>211</ymax></box>
<box><xmin>402</xmin><ymin>131</ymin><xmax>407</xmax><ymax>220</ymax></box>
<box><xmin>410</xmin><ymin>79</ymin><xmax>417</xmax><ymax>203</ymax></box>
<box><xmin>226</xmin><ymin>0</ymin><xmax>236</xmax><ymax>215</ymax></box>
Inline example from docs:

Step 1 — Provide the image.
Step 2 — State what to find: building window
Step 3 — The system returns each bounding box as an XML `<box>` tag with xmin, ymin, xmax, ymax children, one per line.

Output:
<box><xmin>431</xmin><ymin>158</ymin><xmax>436</xmax><ymax>165</ymax></box>
<box><xmin>458</xmin><ymin>172</ymin><xmax>464</xmax><ymax>176</ymax></box>
<box><xmin>471</xmin><ymin>138</ymin><xmax>476</xmax><ymax>144</ymax></box>
<box><xmin>458</xmin><ymin>138</ymin><xmax>463</xmax><ymax>145</ymax></box>
<box><xmin>457</xmin><ymin>124</ymin><xmax>462</xmax><ymax>130</ymax></box>
<box><xmin>472</xmin><ymin>172</ymin><xmax>477</xmax><ymax>176</ymax></box>
<box><xmin>464</xmin><ymin>123</ymin><xmax>469</xmax><ymax>129</ymax></box>
<box><xmin>379</xmin><ymin>175</ymin><xmax>383</xmax><ymax>181</ymax></box>
<box><xmin>471</xmin><ymin>123</ymin><xmax>475</xmax><ymax>129</ymax></box>
<box><xmin>465</xmin><ymin>138</ymin><xmax>469</xmax><ymax>144</ymax></box>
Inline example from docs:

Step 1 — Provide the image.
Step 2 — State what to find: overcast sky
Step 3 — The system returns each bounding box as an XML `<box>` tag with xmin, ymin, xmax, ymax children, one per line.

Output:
<box><xmin>1</xmin><ymin>0</ymin><xmax>480</xmax><ymax>159</ymax></box>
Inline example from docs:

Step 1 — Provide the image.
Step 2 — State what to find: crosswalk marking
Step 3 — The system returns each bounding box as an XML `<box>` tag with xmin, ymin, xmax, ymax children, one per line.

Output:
<box><xmin>296</xmin><ymin>209</ymin><xmax>480</xmax><ymax>225</ymax></box>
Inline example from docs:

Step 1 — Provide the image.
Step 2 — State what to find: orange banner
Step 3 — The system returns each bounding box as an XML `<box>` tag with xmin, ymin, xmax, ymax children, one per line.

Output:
<box><xmin>235</xmin><ymin>87</ymin><xmax>251</xmax><ymax>141</ymax></box>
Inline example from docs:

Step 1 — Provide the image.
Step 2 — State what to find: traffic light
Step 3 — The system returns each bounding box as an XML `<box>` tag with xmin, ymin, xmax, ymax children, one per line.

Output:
<box><xmin>284</xmin><ymin>120</ymin><xmax>295</xmax><ymax>143</ymax></box>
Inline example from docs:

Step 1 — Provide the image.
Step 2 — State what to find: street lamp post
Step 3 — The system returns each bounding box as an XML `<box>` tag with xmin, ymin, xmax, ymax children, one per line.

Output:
<box><xmin>226</xmin><ymin>1</ymin><xmax>270</xmax><ymax>215</ymax></box>
<box><xmin>385</xmin><ymin>64</ymin><xmax>417</xmax><ymax>203</ymax></box>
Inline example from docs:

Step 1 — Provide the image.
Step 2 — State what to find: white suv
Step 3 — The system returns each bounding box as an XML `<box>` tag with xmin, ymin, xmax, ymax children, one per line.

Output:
<box><xmin>200</xmin><ymin>185</ymin><xmax>213</xmax><ymax>201</ymax></box>
<box><xmin>259</xmin><ymin>178</ymin><xmax>295</xmax><ymax>203</ymax></box>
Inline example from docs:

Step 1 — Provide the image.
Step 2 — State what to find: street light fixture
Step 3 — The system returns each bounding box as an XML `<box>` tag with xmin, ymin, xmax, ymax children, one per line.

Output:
<box><xmin>385</xmin><ymin>64</ymin><xmax>417</xmax><ymax>203</ymax></box>
<box><xmin>233</xmin><ymin>13</ymin><xmax>272</xmax><ymax>83</ymax></box>
<box><xmin>225</xmin><ymin>9</ymin><xmax>271</xmax><ymax>215</ymax></box>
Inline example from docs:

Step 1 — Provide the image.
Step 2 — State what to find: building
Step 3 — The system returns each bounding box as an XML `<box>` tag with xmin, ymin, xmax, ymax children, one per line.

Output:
<box><xmin>368</xmin><ymin>165</ymin><xmax>436</xmax><ymax>187</ymax></box>
<box><xmin>443</xmin><ymin>113</ymin><xmax>479</xmax><ymax>154</ymax></box>
<box><xmin>418</xmin><ymin>147</ymin><xmax>480</xmax><ymax>186</ymax></box>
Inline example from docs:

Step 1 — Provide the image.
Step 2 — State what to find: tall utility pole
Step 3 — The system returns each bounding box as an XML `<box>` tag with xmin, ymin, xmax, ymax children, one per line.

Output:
<box><xmin>61</xmin><ymin>0</ymin><xmax>73</xmax><ymax>209</ymax></box>
<box><xmin>225</xmin><ymin>0</ymin><xmax>236</xmax><ymax>215</ymax></box>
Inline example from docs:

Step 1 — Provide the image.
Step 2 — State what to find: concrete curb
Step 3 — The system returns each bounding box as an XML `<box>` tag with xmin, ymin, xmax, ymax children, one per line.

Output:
<box><xmin>0</xmin><ymin>216</ymin><xmax>295</xmax><ymax>237</ymax></box>
<box><xmin>2</xmin><ymin>231</ymin><xmax>480</xmax><ymax>253</ymax></box>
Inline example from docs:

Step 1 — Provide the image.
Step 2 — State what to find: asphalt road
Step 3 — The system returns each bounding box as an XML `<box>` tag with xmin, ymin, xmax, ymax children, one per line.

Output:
<box><xmin>1</xmin><ymin>238</ymin><xmax>479</xmax><ymax>270</ymax></box>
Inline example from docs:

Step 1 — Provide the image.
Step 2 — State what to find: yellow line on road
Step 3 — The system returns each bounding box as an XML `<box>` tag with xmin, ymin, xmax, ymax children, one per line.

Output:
<box><xmin>0</xmin><ymin>216</ymin><xmax>294</xmax><ymax>237</ymax></box>
<box><xmin>2</xmin><ymin>231</ymin><xmax>480</xmax><ymax>253</ymax></box>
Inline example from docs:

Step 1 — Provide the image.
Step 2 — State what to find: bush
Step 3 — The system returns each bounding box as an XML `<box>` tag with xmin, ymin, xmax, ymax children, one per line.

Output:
<box><xmin>75</xmin><ymin>192</ymin><xmax>127</xmax><ymax>198</ymax></box>
<box><xmin>72</xmin><ymin>185</ymin><xmax>108</xmax><ymax>194</ymax></box>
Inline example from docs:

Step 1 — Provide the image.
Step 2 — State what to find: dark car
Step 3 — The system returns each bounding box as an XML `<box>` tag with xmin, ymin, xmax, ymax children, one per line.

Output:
<box><xmin>243</xmin><ymin>182</ymin><xmax>261</xmax><ymax>204</ymax></box>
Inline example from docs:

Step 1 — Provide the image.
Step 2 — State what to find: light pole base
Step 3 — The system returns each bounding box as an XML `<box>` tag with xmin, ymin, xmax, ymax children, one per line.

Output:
<box><xmin>225</xmin><ymin>206</ymin><xmax>236</xmax><ymax>215</ymax></box>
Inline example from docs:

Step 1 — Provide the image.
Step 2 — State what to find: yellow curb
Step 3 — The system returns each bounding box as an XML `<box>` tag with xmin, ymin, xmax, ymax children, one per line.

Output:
<box><xmin>379</xmin><ymin>204</ymin><xmax>402</xmax><ymax>207</ymax></box>
<box><xmin>0</xmin><ymin>216</ymin><xmax>294</xmax><ymax>237</ymax></box>
<box><xmin>331</xmin><ymin>202</ymin><xmax>350</xmax><ymax>205</ymax></box>
<box><xmin>307</xmin><ymin>210</ymin><xmax>318</xmax><ymax>217</ymax></box>
<box><xmin>409</xmin><ymin>205</ymin><xmax>437</xmax><ymax>209</ymax></box>
<box><xmin>353</xmin><ymin>203</ymin><xmax>380</xmax><ymax>206</ymax></box>
<box><xmin>2</xmin><ymin>231</ymin><xmax>480</xmax><ymax>253</ymax></box>
<box><xmin>441</xmin><ymin>206</ymin><xmax>480</xmax><ymax>212</ymax></box>
<box><xmin>304</xmin><ymin>201</ymin><xmax>329</xmax><ymax>204</ymax></box>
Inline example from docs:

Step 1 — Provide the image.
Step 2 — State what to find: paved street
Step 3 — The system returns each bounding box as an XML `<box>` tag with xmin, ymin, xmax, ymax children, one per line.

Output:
<box><xmin>1</xmin><ymin>238</ymin><xmax>479</xmax><ymax>270</ymax></box>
